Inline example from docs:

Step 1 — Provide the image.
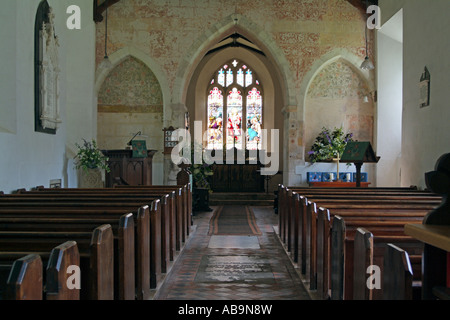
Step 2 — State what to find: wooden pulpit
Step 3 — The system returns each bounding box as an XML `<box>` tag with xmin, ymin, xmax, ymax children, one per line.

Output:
<box><xmin>340</xmin><ymin>141</ymin><xmax>380</xmax><ymax>187</ymax></box>
<box><xmin>102</xmin><ymin>149</ymin><xmax>157</xmax><ymax>187</ymax></box>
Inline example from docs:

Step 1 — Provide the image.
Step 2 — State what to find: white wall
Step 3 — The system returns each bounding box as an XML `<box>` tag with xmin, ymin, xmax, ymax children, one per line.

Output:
<box><xmin>380</xmin><ymin>0</ymin><xmax>450</xmax><ymax>188</ymax></box>
<box><xmin>376</xmin><ymin>9</ymin><xmax>403</xmax><ymax>187</ymax></box>
<box><xmin>0</xmin><ymin>0</ymin><xmax>96</xmax><ymax>193</ymax></box>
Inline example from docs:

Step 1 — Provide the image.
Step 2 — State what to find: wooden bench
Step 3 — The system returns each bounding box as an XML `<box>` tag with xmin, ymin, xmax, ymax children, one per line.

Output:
<box><xmin>0</xmin><ymin>212</ymin><xmax>136</xmax><ymax>300</ymax></box>
<box><xmin>289</xmin><ymin>196</ymin><xmax>438</xmax><ymax>282</ymax></box>
<box><xmin>383</xmin><ymin>243</ymin><xmax>420</xmax><ymax>300</ymax></box>
<box><xmin>0</xmin><ymin>253</ymin><xmax>43</xmax><ymax>300</ymax></box>
<box><xmin>0</xmin><ymin>184</ymin><xmax>192</xmax><ymax>297</ymax></box>
<box><xmin>0</xmin><ymin>196</ymin><xmax>161</xmax><ymax>296</ymax></box>
<box><xmin>352</xmin><ymin>227</ymin><xmax>423</xmax><ymax>300</ymax></box>
<box><xmin>8</xmin><ymin>190</ymin><xmax>180</xmax><ymax>274</ymax></box>
<box><xmin>0</xmin><ymin>224</ymin><xmax>113</xmax><ymax>300</ymax></box>
<box><xmin>0</xmin><ymin>241</ymin><xmax>80</xmax><ymax>300</ymax></box>
<box><xmin>276</xmin><ymin>185</ymin><xmax>439</xmax><ymax>253</ymax></box>
<box><xmin>276</xmin><ymin>185</ymin><xmax>441</xmax><ymax>300</ymax></box>
<box><xmin>313</xmin><ymin>204</ymin><xmax>433</xmax><ymax>299</ymax></box>
<box><xmin>28</xmin><ymin>185</ymin><xmax>188</xmax><ymax>253</ymax></box>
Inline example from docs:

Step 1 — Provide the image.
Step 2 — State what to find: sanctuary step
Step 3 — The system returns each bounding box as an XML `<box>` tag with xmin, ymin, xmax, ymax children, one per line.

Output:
<box><xmin>209</xmin><ymin>192</ymin><xmax>275</xmax><ymax>206</ymax></box>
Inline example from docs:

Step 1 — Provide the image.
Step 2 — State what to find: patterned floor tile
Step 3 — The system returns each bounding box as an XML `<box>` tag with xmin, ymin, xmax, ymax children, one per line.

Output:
<box><xmin>153</xmin><ymin>206</ymin><xmax>310</xmax><ymax>301</ymax></box>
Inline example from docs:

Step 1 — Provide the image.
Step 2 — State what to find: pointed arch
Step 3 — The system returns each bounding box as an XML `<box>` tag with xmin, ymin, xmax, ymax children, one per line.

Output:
<box><xmin>302</xmin><ymin>49</ymin><xmax>376</xmax><ymax>161</ymax></box>
<box><xmin>299</xmin><ymin>48</ymin><xmax>375</xmax><ymax>117</ymax></box>
<box><xmin>173</xmin><ymin>14</ymin><xmax>296</xmax><ymax>109</ymax></box>
<box><xmin>94</xmin><ymin>46</ymin><xmax>170</xmax><ymax>123</ymax></box>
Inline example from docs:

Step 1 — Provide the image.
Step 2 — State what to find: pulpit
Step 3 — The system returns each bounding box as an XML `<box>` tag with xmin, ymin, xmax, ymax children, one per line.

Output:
<box><xmin>102</xmin><ymin>149</ymin><xmax>157</xmax><ymax>187</ymax></box>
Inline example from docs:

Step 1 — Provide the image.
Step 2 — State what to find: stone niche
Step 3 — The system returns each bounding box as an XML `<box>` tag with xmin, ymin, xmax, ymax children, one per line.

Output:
<box><xmin>97</xmin><ymin>56</ymin><xmax>164</xmax><ymax>183</ymax></box>
<box><xmin>304</xmin><ymin>59</ymin><xmax>374</xmax><ymax>154</ymax></box>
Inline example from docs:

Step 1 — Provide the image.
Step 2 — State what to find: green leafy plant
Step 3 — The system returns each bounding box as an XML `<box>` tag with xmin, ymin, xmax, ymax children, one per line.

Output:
<box><xmin>74</xmin><ymin>139</ymin><xmax>110</xmax><ymax>173</ymax></box>
<box><xmin>308</xmin><ymin>127</ymin><xmax>354</xmax><ymax>163</ymax></box>
<box><xmin>190</xmin><ymin>143</ymin><xmax>214</xmax><ymax>192</ymax></box>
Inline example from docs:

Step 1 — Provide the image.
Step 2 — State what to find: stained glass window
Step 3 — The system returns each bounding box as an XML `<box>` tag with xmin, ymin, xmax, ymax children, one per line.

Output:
<box><xmin>237</xmin><ymin>69</ymin><xmax>244</xmax><ymax>87</ymax></box>
<box><xmin>207</xmin><ymin>59</ymin><xmax>263</xmax><ymax>150</ymax></box>
<box><xmin>246</xmin><ymin>88</ymin><xmax>263</xmax><ymax>150</ymax></box>
<box><xmin>207</xmin><ymin>87</ymin><xmax>224</xmax><ymax>149</ymax></box>
<box><xmin>218</xmin><ymin>69</ymin><xmax>225</xmax><ymax>87</ymax></box>
<box><xmin>226</xmin><ymin>69</ymin><xmax>233</xmax><ymax>87</ymax></box>
<box><xmin>227</xmin><ymin>88</ymin><xmax>243</xmax><ymax>149</ymax></box>
<box><xmin>245</xmin><ymin>69</ymin><xmax>253</xmax><ymax>87</ymax></box>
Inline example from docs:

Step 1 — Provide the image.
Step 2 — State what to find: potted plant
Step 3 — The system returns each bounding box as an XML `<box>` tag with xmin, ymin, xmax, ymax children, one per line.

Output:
<box><xmin>190</xmin><ymin>144</ymin><xmax>214</xmax><ymax>212</ymax></box>
<box><xmin>308</xmin><ymin>127</ymin><xmax>354</xmax><ymax>181</ymax></box>
<box><xmin>74</xmin><ymin>139</ymin><xmax>110</xmax><ymax>188</ymax></box>
<box><xmin>74</xmin><ymin>139</ymin><xmax>110</xmax><ymax>172</ymax></box>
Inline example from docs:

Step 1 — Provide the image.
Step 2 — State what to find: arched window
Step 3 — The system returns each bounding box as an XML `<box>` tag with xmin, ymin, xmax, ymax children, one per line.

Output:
<box><xmin>207</xmin><ymin>59</ymin><xmax>263</xmax><ymax>150</ymax></box>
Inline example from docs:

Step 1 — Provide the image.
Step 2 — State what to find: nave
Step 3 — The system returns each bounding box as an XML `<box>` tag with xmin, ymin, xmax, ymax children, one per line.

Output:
<box><xmin>154</xmin><ymin>205</ymin><xmax>311</xmax><ymax>300</ymax></box>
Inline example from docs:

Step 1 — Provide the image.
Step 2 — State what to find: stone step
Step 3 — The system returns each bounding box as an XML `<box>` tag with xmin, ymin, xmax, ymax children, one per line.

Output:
<box><xmin>209</xmin><ymin>192</ymin><xmax>275</xmax><ymax>206</ymax></box>
<box><xmin>209</xmin><ymin>199</ymin><xmax>275</xmax><ymax>206</ymax></box>
<box><xmin>209</xmin><ymin>192</ymin><xmax>275</xmax><ymax>200</ymax></box>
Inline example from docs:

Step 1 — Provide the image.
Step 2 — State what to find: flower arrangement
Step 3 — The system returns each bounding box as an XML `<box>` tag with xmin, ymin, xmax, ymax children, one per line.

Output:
<box><xmin>74</xmin><ymin>139</ymin><xmax>110</xmax><ymax>173</ymax></box>
<box><xmin>308</xmin><ymin>127</ymin><xmax>354</xmax><ymax>163</ymax></box>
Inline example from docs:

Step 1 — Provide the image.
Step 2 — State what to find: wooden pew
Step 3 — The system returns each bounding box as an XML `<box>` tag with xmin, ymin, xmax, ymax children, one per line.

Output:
<box><xmin>352</xmin><ymin>227</ymin><xmax>423</xmax><ymax>300</ymax></box>
<box><xmin>319</xmin><ymin>208</ymin><xmax>427</xmax><ymax>300</ymax></box>
<box><xmin>383</xmin><ymin>243</ymin><xmax>417</xmax><ymax>300</ymax></box>
<box><xmin>113</xmin><ymin>184</ymin><xmax>192</xmax><ymax>240</ymax></box>
<box><xmin>332</xmin><ymin>218</ymin><xmax>423</xmax><ymax>300</ymax></box>
<box><xmin>0</xmin><ymin>188</ymin><xmax>180</xmax><ymax>294</ymax></box>
<box><xmin>277</xmin><ymin>184</ymin><xmax>438</xmax><ymax>257</ymax></box>
<box><xmin>0</xmin><ymin>213</ymin><xmax>135</xmax><ymax>300</ymax></box>
<box><xmin>0</xmin><ymin>202</ymin><xmax>154</xmax><ymax>298</ymax></box>
<box><xmin>1</xmin><ymin>241</ymin><xmax>80</xmax><ymax>300</ymax></box>
<box><xmin>1</xmin><ymin>254</ymin><xmax>43</xmax><ymax>300</ymax></box>
<box><xmin>296</xmin><ymin>199</ymin><xmax>436</xmax><ymax>292</ymax></box>
<box><xmin>27</xmin><ymin>186</ymin><xmax>185</xmax><ymax>255</ymax></box>
<box><xmin>277</xmin><ymin>185</ymin><xmax>441</xmax><ymax>299</ymax></box>
<box><xmin>0</xmin><ymin>224</ymin><xmax>113</xmax><ymax>300</ymax></box>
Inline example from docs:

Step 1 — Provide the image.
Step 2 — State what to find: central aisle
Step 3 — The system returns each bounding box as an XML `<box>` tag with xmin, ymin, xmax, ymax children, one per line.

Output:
<box><xmin>153</xmin><ymin>206</ymin><xmax>311</xmax><ymax>300</ymax></box>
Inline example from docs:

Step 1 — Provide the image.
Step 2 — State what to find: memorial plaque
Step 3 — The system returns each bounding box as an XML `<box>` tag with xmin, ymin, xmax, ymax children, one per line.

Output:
<box><xmin>195</xmin><ymin>255</ymin><xmax>274</xmax><ymax>283</ymax></box>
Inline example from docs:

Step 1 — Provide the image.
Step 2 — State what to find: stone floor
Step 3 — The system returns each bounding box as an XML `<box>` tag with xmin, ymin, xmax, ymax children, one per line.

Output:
<box><xmin>153</xmin><ymin>206</ymin><xmax>311</xmax><ymax>300</ymax></box>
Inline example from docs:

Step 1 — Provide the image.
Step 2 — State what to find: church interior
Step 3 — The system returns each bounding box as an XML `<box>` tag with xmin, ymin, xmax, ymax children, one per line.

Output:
<box><xmin>0</xmin><ymin>0</ymin><xmax>449</xmax><ymax>304</ymax></box>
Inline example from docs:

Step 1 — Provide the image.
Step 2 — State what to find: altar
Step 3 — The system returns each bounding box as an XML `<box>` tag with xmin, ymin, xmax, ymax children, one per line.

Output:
<box><xmin>209</xmin><ymin>149</ymin><xmax>265</xmax><ymax>193</ymax></box>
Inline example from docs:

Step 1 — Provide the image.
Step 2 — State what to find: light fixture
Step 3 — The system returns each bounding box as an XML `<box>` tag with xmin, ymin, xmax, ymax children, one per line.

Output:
<box><xmin>360</xmin><ymin>0</ymin><xmax>374</xmax><ymax>70</ymax></box>
<box><xmin>99</xmin><ymin>0</ymin><xmax>112</xmax><ymax>69</ymax></box>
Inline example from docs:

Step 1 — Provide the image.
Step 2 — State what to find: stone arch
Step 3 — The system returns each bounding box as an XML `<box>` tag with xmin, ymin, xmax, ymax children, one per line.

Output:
<box><xmin>94</xmin><ymin>46</ymin><xmax>171</xmax><ymax>125</ymax></box>
<box><xmin>95</xmin><ymin>47</ymin><xmax>168</xmax><ymax>184</ymax></box>
<box><xmin>301</xmin><ymin>49</ymin><xmax>376</xmax><ymax>159</ymax></box>
<box><xmin>299</xmin><ymin>48</ymin><xmax>375</xmax><ymax>120</ymax></box>
<box><xmin>172</xmin><ymin>14</ymin><xmax>297</xmax><ymax>113</ymax></box>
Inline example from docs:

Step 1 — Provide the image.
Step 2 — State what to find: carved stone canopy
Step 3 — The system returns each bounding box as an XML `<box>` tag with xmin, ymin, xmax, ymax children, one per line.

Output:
<box><xmin>39</xmin><ymin>6</ymin><xmax>61</xmax><ymax>130</ymax></box>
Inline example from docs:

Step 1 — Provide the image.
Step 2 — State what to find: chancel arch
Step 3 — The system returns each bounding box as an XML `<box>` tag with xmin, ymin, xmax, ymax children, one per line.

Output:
<box><xmin>189</xmin><ymin>47</ymin><xmax>277</xmax><ymax>159</ymax></box>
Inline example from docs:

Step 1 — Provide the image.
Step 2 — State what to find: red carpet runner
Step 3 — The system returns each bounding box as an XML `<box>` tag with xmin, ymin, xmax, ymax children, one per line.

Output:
<box><xmin>208</xmin><ymin>205</ymin><xmax>262</xmax><ymax>236</ymax></box>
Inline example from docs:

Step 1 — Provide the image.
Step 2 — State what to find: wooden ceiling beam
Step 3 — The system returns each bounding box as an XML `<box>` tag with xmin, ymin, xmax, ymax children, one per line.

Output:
<box><xmin>346</xmin><ymin>0</ymin><xmax>378</xmax><ymax>15</ymax></box>
<box><xmin>94</xmin><ymin>0</ymin><xmax>121</xmax><ymax>23</ymax></box>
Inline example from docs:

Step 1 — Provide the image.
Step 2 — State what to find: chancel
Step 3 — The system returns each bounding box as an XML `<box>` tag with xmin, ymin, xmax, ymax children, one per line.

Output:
<box><xmin>0</xmin><ymin>0</ymin><xmax>449</xmax><ymax>306</ymax></box>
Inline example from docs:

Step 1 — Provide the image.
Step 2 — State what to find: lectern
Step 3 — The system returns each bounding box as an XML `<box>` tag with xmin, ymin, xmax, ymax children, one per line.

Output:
<box><xmin>102</xmin><ymin>149</ymin><xmax>157</xmax><ymax>187</ymax></box>
<box><xmin>340</xmin><ymin>141</ymin><xmax>380</xmax><ymax>187</ymax></box>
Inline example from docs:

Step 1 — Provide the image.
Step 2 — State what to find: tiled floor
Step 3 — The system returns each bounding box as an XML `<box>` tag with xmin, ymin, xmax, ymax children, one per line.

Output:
<box><xmin>153</xmin><ymin>206</ymin><xmax>311</xmax><ymax>300</ymax></box>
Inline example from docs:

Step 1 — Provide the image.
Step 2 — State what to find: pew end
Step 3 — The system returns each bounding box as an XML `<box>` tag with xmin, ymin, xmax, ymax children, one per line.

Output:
<box><xmin>4</xmin><ymin>254</ymin><xmax>43</xmax><ymax>300</ymax></box>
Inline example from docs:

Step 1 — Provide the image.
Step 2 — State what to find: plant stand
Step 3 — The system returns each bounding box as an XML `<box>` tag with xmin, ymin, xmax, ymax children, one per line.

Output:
<box><xmin>78</xmin><ymin>168</ymin><xmax>104</xmax><ymax>188</ymax></box>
